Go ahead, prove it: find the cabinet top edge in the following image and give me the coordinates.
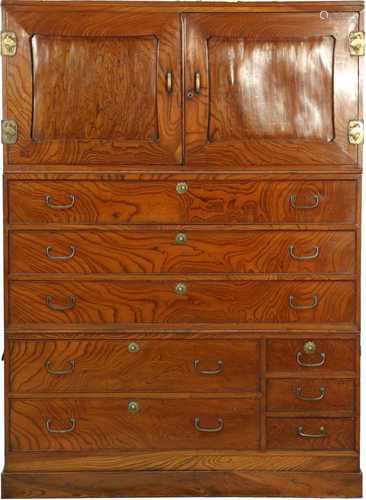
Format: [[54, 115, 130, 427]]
[[1, 1, 364, 11]]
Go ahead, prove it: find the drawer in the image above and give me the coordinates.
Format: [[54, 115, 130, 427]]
[[8, 180, 356, 225], [267, 339, 357, 374], [266, 418, 354, 450], [9, 339, 259, 393], [266, 379, 354, 411], [10, 230, 355, 275], [9, 280, 355, 326], [10, 398, 260, 451]]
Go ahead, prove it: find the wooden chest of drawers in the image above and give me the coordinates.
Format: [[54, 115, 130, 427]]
[[1, 0, 363, 497]]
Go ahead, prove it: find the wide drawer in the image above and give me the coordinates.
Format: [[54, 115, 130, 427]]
[[266, 418, 354, 450], [266, 379, 354, 411], [266, 339, 357, 374], [8, 180, 356, 225], [10, 398, 260, 451], [9, 280, 355, 326], [10, 230, 355, 275], [9, 339, 259, 393]]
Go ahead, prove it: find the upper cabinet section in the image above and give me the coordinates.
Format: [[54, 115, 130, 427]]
[[185, 12, 361, 168], [3, 8, 182, 165]]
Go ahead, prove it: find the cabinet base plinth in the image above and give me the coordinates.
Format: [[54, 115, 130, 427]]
[[1, 470, 362, 498]]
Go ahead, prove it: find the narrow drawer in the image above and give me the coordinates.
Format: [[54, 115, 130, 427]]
[[267, 339, 357, 374], [10, 398, 260, 451], [9, 339, 259, 393], [10, 230, 355, 275], [266, 379, 354, 411], [9, 280, 355, 326], [266, 418, 354, 450], [9, 180, 356, 225]]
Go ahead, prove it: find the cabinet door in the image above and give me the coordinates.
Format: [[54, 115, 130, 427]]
[[4, 8, 182, 165], [185, 12, 360, 168]]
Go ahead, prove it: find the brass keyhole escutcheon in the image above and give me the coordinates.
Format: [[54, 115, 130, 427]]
[[175, 282, 187, 295], [176, 233, 187, 245], [303, 341, 316, 355], [176, 182, 188, 195], [128, 401, 140, 413], [128, 342, 140, 353]]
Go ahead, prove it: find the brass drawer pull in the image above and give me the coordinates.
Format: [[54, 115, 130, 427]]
[[296, 350, 326, 368], [175, 282, 187, 295], [45, 194, 76, 210], [176, 182, 188, 195], [46, 245, 76, 261], [128, 342, 140, 353], [46, 417, 76, 434], [45, 359, 75, 376], [295, 386, 326, 401], [290, 193, 320, 210], [288, 245, 320, 261], [176, 233, 187, 244], [297, 425, 327, 439], [289, 294, 318, 310], [193, 359, 224, 375], [166, 70, 173, 95], [194, 71, 201, 94], [194, 417, 224, 433], [46, 294, 76, 311]]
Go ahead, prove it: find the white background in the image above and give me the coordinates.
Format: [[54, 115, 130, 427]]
[[0, 1, 364, 498]]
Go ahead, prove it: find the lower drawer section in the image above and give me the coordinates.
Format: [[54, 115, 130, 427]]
[[10, 398, 260, 452], [266, 418, 354, 450]]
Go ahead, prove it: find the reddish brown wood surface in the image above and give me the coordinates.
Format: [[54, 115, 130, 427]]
[[9, 339, 259, 393], [9, 280, 355, 326], [8, 180, 357, 224], [10, 398, 260, 451]]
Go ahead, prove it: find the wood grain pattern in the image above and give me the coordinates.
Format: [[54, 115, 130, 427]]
[[266, 379, 354, 411], [266, 339, 356, 374], [9, 280, 355, 326], [9, 339, 259, 393], [8, 180, 357, 224], [9, 230, 355, 275], [266, 417, 354, 450], [10, 398, 260, 451]]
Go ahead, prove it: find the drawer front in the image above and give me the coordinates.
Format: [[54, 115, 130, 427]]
[[266, 418, 354, 450], [9, 339, 259, 393], [9, 180, 356, 225], [10, 230, 355, 275], [10, 398, 260, 451], [9, 281, 355, 326], [266, 379, 354, 411], [266, 339, 357, 374]]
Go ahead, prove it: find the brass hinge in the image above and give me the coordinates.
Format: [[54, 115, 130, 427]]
[[0, 32, 17, 57], [349, 31, 365, 56], [1, 119, 17, 144], [348, 120, 364, 145]]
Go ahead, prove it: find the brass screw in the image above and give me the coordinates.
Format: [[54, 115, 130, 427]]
[[175, 282, 187, 295], [128, 401, 140, 413], [176, 182, 188, 195], [128, 342, 140, 353], [176, 233, 187, 244]]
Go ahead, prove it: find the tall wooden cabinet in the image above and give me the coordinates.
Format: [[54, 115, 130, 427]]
[[1, 1, 363, 498]]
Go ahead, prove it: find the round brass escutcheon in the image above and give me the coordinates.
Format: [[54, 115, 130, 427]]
[[128, 401, 140, 413], [303, 341, 317, 355], [176, 233, 187, 245], [175, 282, 187, 295], [176, 182, 188, 195], [128, 342, 140, 353]]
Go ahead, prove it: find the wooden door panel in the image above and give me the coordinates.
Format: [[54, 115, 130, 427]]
[[185, 12, 360, 167], [10, 398, 260, 451], [9, 280, 355, 327], [9, 339, 259, 393], [4, 8, 182, 165]]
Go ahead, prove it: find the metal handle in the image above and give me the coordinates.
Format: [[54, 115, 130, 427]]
[[46, 294, 76, 311], [194, 71, 201, 94], [296, 351, 326, 368], [297, 425, 327, 439], [194, 359, 224, 375], [288, 245, 320, 261], [45, 194, 75, 210], [46, 417, 76, 434], [45, 359, 75, 376], [290, 193, 320, 210], [289, 294, 318, 310], [194, 417, 224, 433], [295, 386, 326, 401], [166, 70, 173, 95], [46, 246, 76, 261]]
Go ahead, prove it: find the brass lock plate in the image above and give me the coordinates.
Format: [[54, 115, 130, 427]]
[[1, 32, 17, 57], [1, 119, 17, 144], [348, 120, 364, 145], [349, 31, 365, 56]]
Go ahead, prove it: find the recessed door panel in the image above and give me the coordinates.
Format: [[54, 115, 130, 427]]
[[4, 8, 182, 165], [185, 12, 360, 167]]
